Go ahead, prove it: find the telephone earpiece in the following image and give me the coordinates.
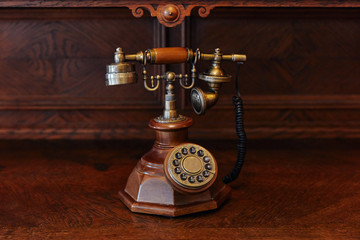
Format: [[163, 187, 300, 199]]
[[106, 48, 137, 86]]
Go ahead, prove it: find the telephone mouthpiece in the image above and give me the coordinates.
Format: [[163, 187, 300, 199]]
[[190, 87, 219, 115]]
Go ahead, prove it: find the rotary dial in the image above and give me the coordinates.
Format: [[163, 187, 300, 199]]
[[164, 143, 217, 193]]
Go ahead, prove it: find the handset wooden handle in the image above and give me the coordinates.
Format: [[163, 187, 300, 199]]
[[148, 47, 190, 64]]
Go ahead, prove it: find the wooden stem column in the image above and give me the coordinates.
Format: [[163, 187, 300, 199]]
[[118, 116, 231, 217]]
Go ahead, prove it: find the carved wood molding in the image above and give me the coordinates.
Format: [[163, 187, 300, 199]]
[[1, 1, 360, 27], [128, 4, 214, 27], [126, 1, 360, 27]]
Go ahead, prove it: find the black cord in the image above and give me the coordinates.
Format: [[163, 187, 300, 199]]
[[222, 62, 247, 184]]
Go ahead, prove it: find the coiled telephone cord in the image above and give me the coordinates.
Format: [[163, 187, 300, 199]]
[[222, 63, 247, 184]]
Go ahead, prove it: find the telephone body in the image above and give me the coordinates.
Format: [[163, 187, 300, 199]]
[[106, 47, 246, 217]]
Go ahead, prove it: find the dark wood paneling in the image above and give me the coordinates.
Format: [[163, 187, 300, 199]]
[[0, 7, 359, 139], [187, 8, 360, 138], [0, 8, 164, 139]]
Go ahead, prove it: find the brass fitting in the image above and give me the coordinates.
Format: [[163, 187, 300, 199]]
[[105, 48, 138, 86], [190, 48, 232, 115], [191, 87, 219, 115]]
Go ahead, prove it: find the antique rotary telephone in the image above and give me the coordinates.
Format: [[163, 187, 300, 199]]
[[106, 47, 246, 217]]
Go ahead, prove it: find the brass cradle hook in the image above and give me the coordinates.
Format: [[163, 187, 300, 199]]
[[142, 49, 160, 91], [179, 48, 199, 90]]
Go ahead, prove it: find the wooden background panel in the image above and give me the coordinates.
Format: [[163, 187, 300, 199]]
[[191, 8, 360, 95], [0, 8, 164, 138], [0, 7, 359, 139], [0, 8, 160, 104], [0, 109, 160, 139], [186, 8, 360, 138]]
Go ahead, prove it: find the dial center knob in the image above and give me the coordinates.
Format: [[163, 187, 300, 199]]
[[183, 156, 202, 174]]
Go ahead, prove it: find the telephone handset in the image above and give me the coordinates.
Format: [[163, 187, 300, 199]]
[[106, 47, 246, 216]]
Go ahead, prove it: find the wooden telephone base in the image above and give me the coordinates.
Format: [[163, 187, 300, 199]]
[[118, 116, 231, 217]]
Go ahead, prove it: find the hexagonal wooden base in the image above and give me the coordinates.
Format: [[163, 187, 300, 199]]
[[117, 116, 232, 217], [119, 178, 231, 217]]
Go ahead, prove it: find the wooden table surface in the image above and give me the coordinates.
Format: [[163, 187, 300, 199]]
[[0, 139, 359, 239]]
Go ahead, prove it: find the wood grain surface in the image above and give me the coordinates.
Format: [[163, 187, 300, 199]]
[[0, 139, 359, 239]]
